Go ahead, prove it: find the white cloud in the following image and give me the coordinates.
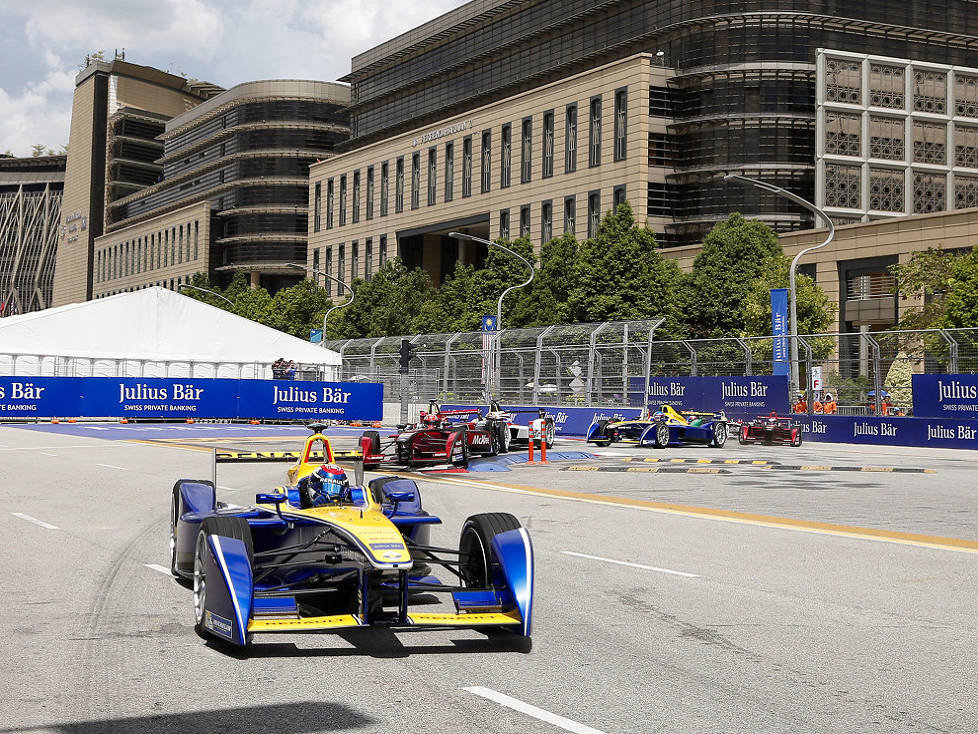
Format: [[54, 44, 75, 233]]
[[0, 61, 74, 156]]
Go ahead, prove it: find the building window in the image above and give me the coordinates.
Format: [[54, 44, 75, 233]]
[[352, 170, 360, 223], [614, 88, 627, 161], [589, 96, 602, 168], [500, 123, 512, 188], [587, 190, 601, 238], [339, 174, 347, 226], [564, 195, 576, 234], [312, 247, 320, 275], [481, 130, 492, 193], [499, 209, 510, 240], [541, 200, 552, 243], [542, 110, 554, 178], [326, 178, 334, 229], [427, 147, 437, 206], [521, 117, 532, 184], [194, 220, 199, 260], [520, 204, 530, 238], [565, 104, 577, 173], [338, 244, 346, 283], [324, 246, 333, 296], [365, 238, 372, 280], [379, 235, 387, 267], [352, 241, 359, 279], [445, 142, 454, 202], [313, 181, 321, 232], [380, 162, 389, 216], [411, 152, 420, 209], [462, 136, 473, 197], [366, 166, 374, 220], [613, 184, 626, 210], [395, 157, 404, 213]]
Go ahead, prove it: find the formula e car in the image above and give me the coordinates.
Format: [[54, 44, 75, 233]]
[[479, 401, 555, 450], [738, 413, 802, 446], [170, 429, 533, 648], [360, 402, 509, 468], [586, 404, 728, 449]]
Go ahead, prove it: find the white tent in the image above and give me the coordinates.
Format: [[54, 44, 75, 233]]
[[0, 287, 341, 379]]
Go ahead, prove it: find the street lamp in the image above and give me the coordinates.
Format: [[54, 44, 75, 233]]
[[177, 283, 234, 307], [286, 262, 354, 345], [722, 174, 835, 395], [449, 231, 535, 399]]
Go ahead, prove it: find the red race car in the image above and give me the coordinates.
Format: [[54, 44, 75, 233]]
[[359, 402, 509, 468], [738, 412, 803, 447]]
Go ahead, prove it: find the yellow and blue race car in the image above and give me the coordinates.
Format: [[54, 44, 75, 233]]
[[169, 425, 533, 647], [586, 404, 729, 449]]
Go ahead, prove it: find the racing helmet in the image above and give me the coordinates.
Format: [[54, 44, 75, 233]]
[[307, 463, 349, 505]]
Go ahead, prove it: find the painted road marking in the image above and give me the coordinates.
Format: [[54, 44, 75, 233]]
[[619, 456, 775, 465], [11, 513, 59, 530], [562, 551, 699, 578], [569, 466, 729, 474], [97, 463, 129, 470], [414, 473, 978, 555], [144, 564, 171, 575], [463, 686, 607, 734], [568, 464, 934, 474], [40, 451, 57, 457]]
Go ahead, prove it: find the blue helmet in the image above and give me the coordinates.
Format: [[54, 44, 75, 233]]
[[306, 464, 349, 506]]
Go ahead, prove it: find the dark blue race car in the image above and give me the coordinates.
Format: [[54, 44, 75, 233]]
[[586, 405, 729, 449]]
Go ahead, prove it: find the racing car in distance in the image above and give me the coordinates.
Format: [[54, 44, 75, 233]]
[[586, 404, 729, 449], [738, 412, 803, 446], [170, 428, 533, 648], [360, 402, 509, 469], [479, 401, 555, 451]]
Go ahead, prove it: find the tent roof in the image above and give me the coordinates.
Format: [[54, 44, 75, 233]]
[[0, 287, 341, 365]]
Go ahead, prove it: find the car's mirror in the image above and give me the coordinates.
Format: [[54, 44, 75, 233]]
[[256, 492, 285, 505]]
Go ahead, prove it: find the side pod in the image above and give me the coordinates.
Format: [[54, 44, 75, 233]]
[[200, 534, 253, 647], [638, 424, 657, 447], [490, 528, 534, 637]]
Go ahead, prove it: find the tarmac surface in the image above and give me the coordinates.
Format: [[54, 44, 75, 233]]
[[0, 422, 975, 733]]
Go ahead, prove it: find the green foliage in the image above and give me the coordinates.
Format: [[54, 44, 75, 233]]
[[890, 247, 961, 329], [566, 202, 683, 334], [884, 354, 915, 407], [327, 259, 436, 339], [935, 249, 978, 329], [687, 213, 782, 337], [510, 233, 579, 327]]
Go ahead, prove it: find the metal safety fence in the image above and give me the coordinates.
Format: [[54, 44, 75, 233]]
[[327, 324, 978, 415]]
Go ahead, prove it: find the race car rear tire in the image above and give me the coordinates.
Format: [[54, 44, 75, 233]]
[[452, 430, 469, 466], [592, 419, 611, 447], [791, 429, 803, 447], [486, 422, 500, 457], [544, 418, 555, 449], [459, 512, 522, 589], [653, 422, 670, 449], [194, 517, 253, 641], [738, 426, 748, 445], [495, 421, 510, 454], [711, 422, 728, 448]]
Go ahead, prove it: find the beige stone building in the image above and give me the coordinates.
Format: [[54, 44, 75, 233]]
[[307, 54, 672, 287]]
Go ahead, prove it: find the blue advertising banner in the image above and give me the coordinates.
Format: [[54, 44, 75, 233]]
[[443, 403, 642, 437], [770, 288, 790, 377], [237, 380, 383, 421], [0, 377, 82, 418], [628, 376, 789, 419], [911, 374, 978, 418], [0, 377, 383, 421]]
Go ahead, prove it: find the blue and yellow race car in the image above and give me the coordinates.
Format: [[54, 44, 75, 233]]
[[169, 426, 533, 647], [586, 404, 729, 449]]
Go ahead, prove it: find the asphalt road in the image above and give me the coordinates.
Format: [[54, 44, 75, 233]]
[[0, 424, 975, 733]]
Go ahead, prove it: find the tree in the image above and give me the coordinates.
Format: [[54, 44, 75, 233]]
[[686, 213, 782, 337], [937, 249, 978, 330], [566, 202, 683, 332], [267, 278, 334, 339], [509, 232, 579, 327], [889, 247, 961, 330]]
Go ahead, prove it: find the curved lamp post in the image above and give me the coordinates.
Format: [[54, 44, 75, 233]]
[[449, 231, 535, 398], [177, 283, 234, 307], [286, 262, 354, 345], [722, 174, 835, 395]]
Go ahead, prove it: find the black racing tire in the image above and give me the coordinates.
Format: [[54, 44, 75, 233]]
[[711, 422, 728, 448], [592, 419, 611, 447], [791, 429, 803, 447], [738, 426, 748, 445], [496, 421, 511, 454], [453, 430, 469, 466], [544, 418, 555, 449], [459, 512, 522, 588], [653, 422, 670, 449], [194, 517, 253, 641], [362, 430, 381, 456], [487, 423, 500, 457], [395, 438, 411, 465]]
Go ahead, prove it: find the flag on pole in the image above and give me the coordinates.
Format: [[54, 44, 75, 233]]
[[481, 315, 497, 386]]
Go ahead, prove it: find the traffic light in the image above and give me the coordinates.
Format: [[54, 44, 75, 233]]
[[399, 339, 417, 374]]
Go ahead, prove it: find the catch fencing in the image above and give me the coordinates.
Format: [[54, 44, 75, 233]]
[[327, 323, 978, 416]]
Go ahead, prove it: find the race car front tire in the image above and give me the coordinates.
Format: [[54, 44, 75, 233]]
[[194, 517, 253, 642], [495, 421, 510, 454], [459, 512, 522, 589], [711, 422, 728, 448], [591, 419, 611, 447], [738, 426, 749, 445], [653, 422, 670, 449], [544, 418, 555, 449]]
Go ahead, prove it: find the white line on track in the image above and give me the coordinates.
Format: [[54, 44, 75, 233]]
[[562, 550, 699, 578], [97, 463, 128, 470], [0, 445, 101, 451], [463, 687, 608, 734], [40, 451, 57, 457], [11, 512, 59, 530], [144, 563, 171, 575]]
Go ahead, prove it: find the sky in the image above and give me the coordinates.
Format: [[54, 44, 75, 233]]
[[0, 0, 467, 156]]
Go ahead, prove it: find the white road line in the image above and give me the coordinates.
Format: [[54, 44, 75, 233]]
[[11, 513, 59, 530], [40, 451, 57, 457], [463, 687, 608, 734], [144, 563, 171, 575], [97, 463, 129, 470], [0, 445, 101, 452], [562, 550, 699, 578]]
